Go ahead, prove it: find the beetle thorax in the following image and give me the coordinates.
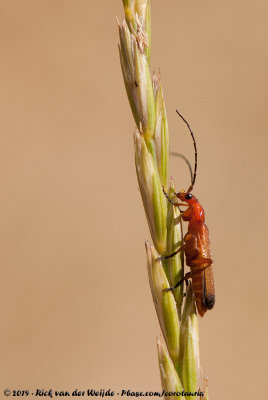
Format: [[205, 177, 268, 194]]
[[191, 201, 205, 222]]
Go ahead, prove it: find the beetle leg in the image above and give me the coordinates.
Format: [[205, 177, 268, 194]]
[[181, 206, 193, 221], [163, 271, 192, 292], [184, 233, 199, 263], [191, 257, 212, 268], [162, 186, 187, 207], [156, 245, 185, 262], [163, 263, 212, 294]]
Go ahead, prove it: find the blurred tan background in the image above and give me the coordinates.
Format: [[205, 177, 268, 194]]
[[0, 1, 267, 399]]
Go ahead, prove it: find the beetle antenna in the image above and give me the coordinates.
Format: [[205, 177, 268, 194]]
[[170, 151, 193, 183], [175, 109, 197, 193]]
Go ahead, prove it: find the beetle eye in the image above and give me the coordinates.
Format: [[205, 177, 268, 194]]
[[185, 193, 192, 200]]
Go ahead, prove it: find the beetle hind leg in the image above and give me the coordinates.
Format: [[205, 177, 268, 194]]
[[163, 271, 192, 292]]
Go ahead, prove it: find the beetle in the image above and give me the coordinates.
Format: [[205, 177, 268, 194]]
[[161, 110, 215, 317]]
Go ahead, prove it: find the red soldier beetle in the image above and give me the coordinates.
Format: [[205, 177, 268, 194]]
[[160, 110, 215, 317]]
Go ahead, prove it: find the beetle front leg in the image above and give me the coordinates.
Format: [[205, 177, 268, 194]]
[[162, 186, 187, 207]]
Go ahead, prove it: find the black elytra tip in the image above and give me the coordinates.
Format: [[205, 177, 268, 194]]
[[204, 294, 215, 310]]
